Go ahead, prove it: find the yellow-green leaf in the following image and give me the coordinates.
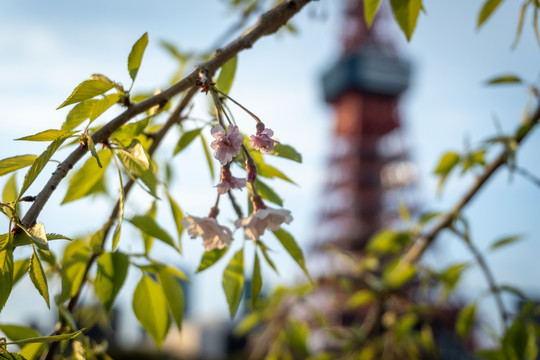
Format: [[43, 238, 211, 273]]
[[364, 0, 383, 27], [29, 245, 50, 308], [272, 229, 311, 281], [166, 191, 184, 253], [128, 33, 149, 82], [251, 252, 262, 308], [390, 0, 423, 41], [59, 240, 90, 302], [222, 249, 245, 318], [199, 133, 215, 180], [15, 129, 73, 142], [174, 128, 203, 155], [89, 93, 121, 122], [489, 234, 524, 252], [268, 144, 302, 163], [456, 303, 476, 338], [132, 275, 169, 348], [95, 252, 129, 311], [128, 215, 177, 251], [62, 100, 97, 131], [0, 233, 14, 312], [477, 0, 504, 29], [57, 80, 115, 109], [196, 248, 228, 273], [216, 56, 237, 95], [62, 150, 112, 204], [157, 266, 185, 330], [485, 74, 523, 85], [0, 155, 37, 177]]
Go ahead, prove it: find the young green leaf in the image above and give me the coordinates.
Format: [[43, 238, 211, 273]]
[[216, 56, 237, 95], [3, 174, 18, 214], [86, 134, 101, 168], [0, 155, 37, 177], [196, 248, 228, 273], [268, 144, 302, 163], [29, 245, 50, 309], [95, 252, 129, 311], [383, 260, 416, 289], [257, 241, 279, 274], [57, 80, 115, 109], [132, 274, 169, 348], [3, 329, 84, 345], [128, 33, 149, 82], [174, 128, 203, 155], [485, 74, 523, 85], [456, 303, 476, 338], [166, 191, 184, 253], [111, 152, 124, 250], [59, 240, 90, 302], [89, 93, 121, 122], [157, 266, 185, 330], [62, 150, 112, 204], [251, 252, 262, 308], [128, 215, 177, 251], [364, 0, 383, 27], [434, 151, 460, 194], [256, 162, 296, 184], [13, 259, 29, 285], [272, 229, 311, 281], [222, 248, 245, 318], [346, 289, 375, 309], [390, 0, 423, 41], [61, 100, 97, 131], [0, 233, 14, 312], [199, 133, 215, 180], [477, 0, 504, 29], [15, 129, 73, 142], [489, 234, 524, 252], [18, 132, 72, 199], [254, 179, 283, 206]]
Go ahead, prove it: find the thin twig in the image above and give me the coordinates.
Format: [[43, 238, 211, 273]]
[[401, 102, 540, 265]]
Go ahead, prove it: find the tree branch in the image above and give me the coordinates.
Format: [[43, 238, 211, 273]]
[[401, 101, 540, 265], [21, 0, 313, 229]]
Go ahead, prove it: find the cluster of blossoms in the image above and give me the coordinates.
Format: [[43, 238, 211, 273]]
[[182, 81, 292, 251]]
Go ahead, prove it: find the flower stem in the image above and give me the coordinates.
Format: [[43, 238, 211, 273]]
[[213, 87, 261, 124]]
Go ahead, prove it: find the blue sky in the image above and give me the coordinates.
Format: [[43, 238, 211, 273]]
[[1, 0, 539, 345]]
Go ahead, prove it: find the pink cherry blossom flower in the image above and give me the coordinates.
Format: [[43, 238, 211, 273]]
[[210, 125, 244, 165], [216, 164, 247, 194], [235, 207, 293, 241], [249, 128, 279, 153], [181, 214, 233, 251]]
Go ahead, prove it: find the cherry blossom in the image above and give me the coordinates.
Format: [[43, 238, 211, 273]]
[[216, 164, 246, 194], [249, 127, 279, 153], [235, 207, 293, 241], [210, 124, 244, 165], [181, 214, 233, 251]]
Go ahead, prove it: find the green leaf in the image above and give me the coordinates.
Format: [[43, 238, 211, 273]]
[[254, 179, 283, 206], [62, 100, 97, 131], [0, 353, 27, 360], [489, 234, 524, 252], [18, 132, 72, 199], [119, 139, 149, 169], [364, 0, 383, 27], [199, 133, 215, 180], [2, 174, 17, 211], [367, 230, 411, 254], [89, 93, 121, 122], [116, 141, 157, 196], [196, 248, 228, 273], [111, 153, 124, 250], [485, 74, 523, 85], [62, 150, 112, 204], [0, 324, 40, 342], [0, 233, 14, 312], [500, 284, 526, 299], [86, 134, 102, 168], [434, 151, 460, 194], [346, 289, 375, 309], [128, 33, 149, 82], [477, 0, 504, 29], [456, 303, 476, 338], [132, 275, 169, 348], [111, 117, 149, 144], [268, 144, 302, 163], [257, 162, 296, 184], [59, 240, 90, 302], [383, 260, 416, 289], [438, 262, 469, 301], [0, 155, 37, 177], [251, 252, 262, 308], [257, 241, 279, 274], [166, 191, 184, 253], [222, 249, 245, 318], [57, 80, 115, 109], [29, 245, 50, 308], [390, 0, 423, 41], [95, 252, 129, 311], [216, 56, 237, 94], [128, 215, 177, 251], [157, 266, 185, 330], [15, 129, 73, 142], [13, 259, 29, 285], [174, 128, 203, 155], [3, 329, 84, 345], [13, 228, 71, 249], [272, 229, 311, 281]]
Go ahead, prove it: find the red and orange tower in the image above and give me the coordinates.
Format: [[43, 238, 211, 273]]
[[317, 0, 415, 252]]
